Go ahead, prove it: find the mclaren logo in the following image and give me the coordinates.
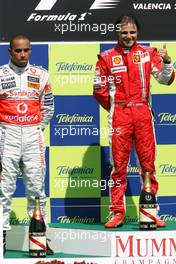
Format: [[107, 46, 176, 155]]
[[35, 0, 120, 10]]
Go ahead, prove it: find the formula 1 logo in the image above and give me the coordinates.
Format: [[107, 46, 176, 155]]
[[89, 0, 120, 9], [35, 0, 120, 10]]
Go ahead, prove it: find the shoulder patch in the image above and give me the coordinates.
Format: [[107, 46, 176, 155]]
[[138, 44, 156, 54], [101, 47, 116, 56], [28, 65, 49, 77], [0, 65, 11, 75], [32, 64, 48, 72], [137, 44, 149, 51]]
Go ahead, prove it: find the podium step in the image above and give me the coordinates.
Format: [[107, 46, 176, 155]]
[[6, 222, 176, 257]]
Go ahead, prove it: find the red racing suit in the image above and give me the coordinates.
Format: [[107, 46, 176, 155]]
[[93, 43, 175, 214]]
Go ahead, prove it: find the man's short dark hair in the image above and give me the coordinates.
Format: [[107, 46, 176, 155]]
[[9, 34, 30, 49], [115, 14, 140, 32]]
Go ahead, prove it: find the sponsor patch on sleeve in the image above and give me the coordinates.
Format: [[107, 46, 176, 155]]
[[95, 66, 100, 75], [44, 84, 52, 93]]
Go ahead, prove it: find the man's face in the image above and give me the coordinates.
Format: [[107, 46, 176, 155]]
[[9, 38, 32, 67], [118, 22, 138, 48]]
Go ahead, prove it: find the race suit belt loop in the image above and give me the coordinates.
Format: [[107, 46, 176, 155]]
[[115, 102, 147, 107]]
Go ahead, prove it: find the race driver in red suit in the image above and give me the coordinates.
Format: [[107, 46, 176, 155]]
[[93, 15, 175, 228]]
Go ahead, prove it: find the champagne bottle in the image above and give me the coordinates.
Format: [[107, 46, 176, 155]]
[[29, 197, 46, 257], [3, 231, 6, 256], [139, 170, 157, 230]]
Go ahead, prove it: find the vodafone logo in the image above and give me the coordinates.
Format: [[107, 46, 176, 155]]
[[29, 67, 37, 74], [17, 103, 28, 114], [35, 0, 120, 10]]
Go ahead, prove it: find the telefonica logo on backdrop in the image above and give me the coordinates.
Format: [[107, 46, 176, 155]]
[[157, 112, 176, 125]]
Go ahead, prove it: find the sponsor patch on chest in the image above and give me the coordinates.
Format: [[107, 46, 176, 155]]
[[27, 76, 40, 83], [133, 51, 150, 64], [2, 81, 16, 89], [27, 75, 40, 89], [112, 55, 123, 66], [111, 66, 127, 73], [28, 82, 40, 89]]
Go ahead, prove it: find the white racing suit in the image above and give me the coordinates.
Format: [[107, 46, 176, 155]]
[[0, 61, 54, 230]]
